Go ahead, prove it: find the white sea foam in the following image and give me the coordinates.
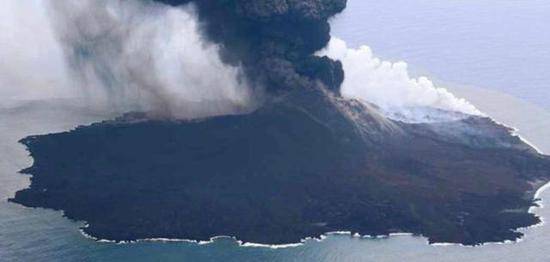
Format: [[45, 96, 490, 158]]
[[5, 0, 550, 255], [73, 132, 550, 249]]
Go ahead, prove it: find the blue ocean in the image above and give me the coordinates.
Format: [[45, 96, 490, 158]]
[[1, 0, 550, 261]]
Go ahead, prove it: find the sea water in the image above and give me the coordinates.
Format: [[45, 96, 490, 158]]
[[2, 0, 550, 261]]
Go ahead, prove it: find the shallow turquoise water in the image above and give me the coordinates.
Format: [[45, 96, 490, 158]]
[[2, 0, 550, 261]]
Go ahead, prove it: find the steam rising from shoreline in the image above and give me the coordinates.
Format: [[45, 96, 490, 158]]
[[319, 38, 482, 122], [1, 0, 253, 119]]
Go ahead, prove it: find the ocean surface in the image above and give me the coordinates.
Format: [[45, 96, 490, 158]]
[[331, 0, 550, 110], [2, 0, 550, 261]]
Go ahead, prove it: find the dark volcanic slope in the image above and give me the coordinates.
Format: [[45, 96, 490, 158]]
[[12, 90, 550, 245]]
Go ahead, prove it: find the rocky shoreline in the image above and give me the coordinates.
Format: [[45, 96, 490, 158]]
[[11, 89, 550, 246]]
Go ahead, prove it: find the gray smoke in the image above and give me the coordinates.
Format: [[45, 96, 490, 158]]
[[1, 0, 254, 119]]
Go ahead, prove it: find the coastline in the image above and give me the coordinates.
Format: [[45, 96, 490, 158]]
[[64, 98, 550, 249], [9, 98, 549, 250], [5, 89, 550, 251], [74, 171, 550, 250], [3, 1, 550, 260]]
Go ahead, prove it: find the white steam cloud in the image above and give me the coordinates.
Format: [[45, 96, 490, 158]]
[[0, 0, 253, 119], [319, 38, 482, 123], [0, 0, 70, 102]]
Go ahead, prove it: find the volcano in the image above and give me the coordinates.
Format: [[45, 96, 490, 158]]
[[12, 88, 550, 245]]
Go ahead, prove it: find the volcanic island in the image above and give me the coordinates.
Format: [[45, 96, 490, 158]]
[[11, 0, 550, 246]]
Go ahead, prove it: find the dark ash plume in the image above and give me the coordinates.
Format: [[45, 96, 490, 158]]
[[154, 0, 347, 93]]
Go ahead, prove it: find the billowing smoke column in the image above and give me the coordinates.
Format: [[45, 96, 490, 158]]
[[154, 0, 347, 93], [1, 0, 253, 119], [153, 0, 482, 123], [49, 0, 255, 119], [2, 0, 481, 123], [319, 38, 482, 122]]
